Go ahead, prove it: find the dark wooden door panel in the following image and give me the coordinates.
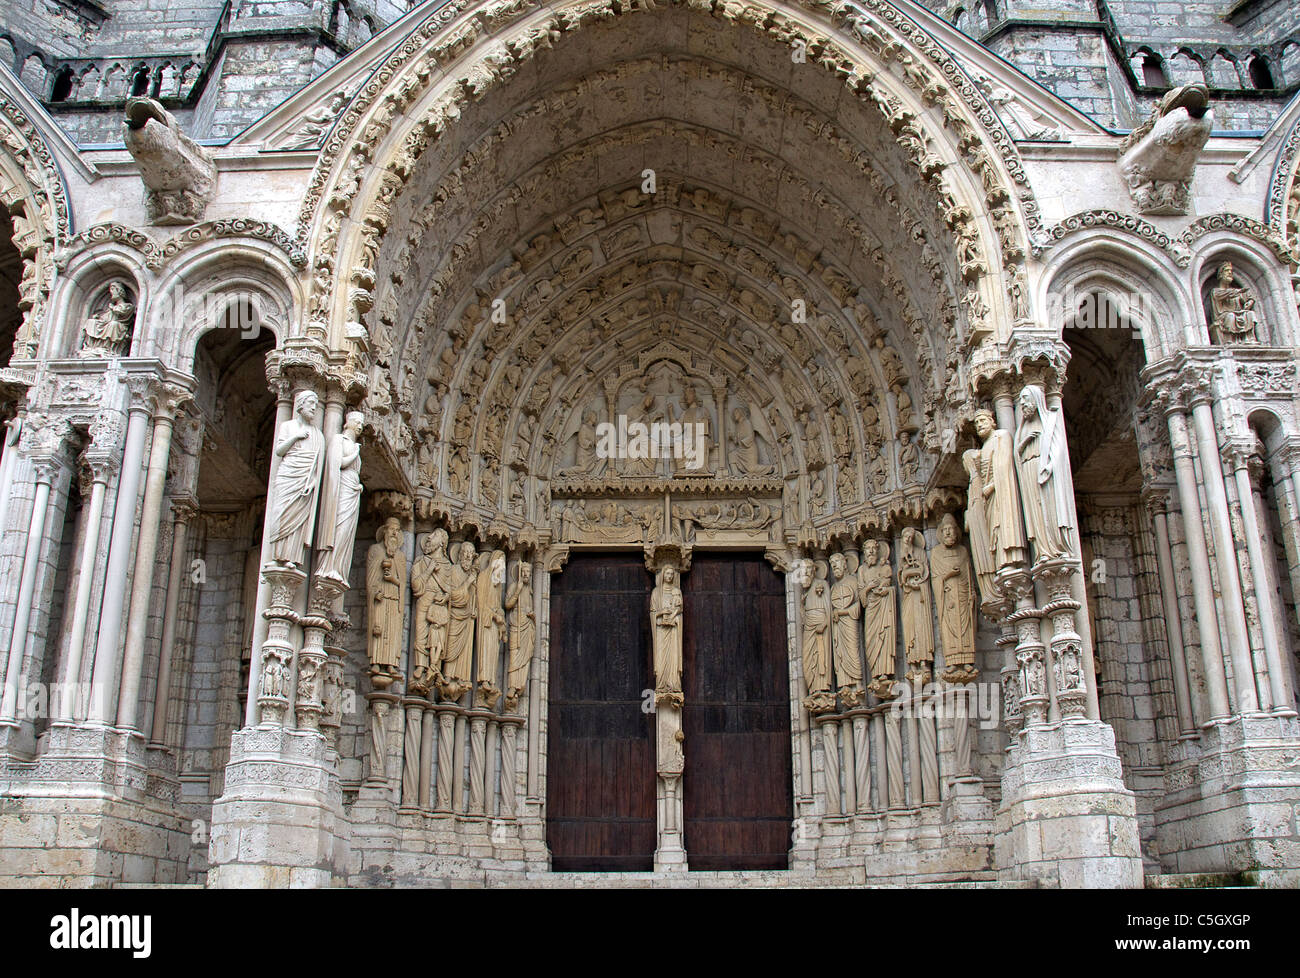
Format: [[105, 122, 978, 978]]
[[683, 554, 793, 871], [547, 554, 655, 872]]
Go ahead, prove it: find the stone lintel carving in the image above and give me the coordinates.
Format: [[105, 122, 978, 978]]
[[122, 98, 217, 226], [1117, 85, 1213, 217]]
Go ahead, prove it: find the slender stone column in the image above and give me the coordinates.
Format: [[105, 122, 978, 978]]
[[905, 690, 922, 807], [435, 705, 456, 812], [401, 698, 424, 810], [851, 712, 871, 813], [1144, 492, 1196, 736], [147, 498, 197, 744], [885, 711, 905, 809], [500, 717, 522, 818], [1004, 568, 1048, 726], [1163, 404, 1232, 720], [88, 390, 152, 724], [418, 705, 436, 810], [839, 716, 856, 813], [365, 692, 397, 788], [1226, 443, 1291, 714], [295, 576, 342, 731], [320, 619, 348, 752], [56, 454, 115, 722], [0, 409, 27, 544], [468, 711, 489, 815], [257, 567, 306, 726], [243, 380, 293, 727], [0, 459, 58, 722], [819, 719, 841, 814], [1188, 393, 1257, 713], [117, 384, 187, 730]]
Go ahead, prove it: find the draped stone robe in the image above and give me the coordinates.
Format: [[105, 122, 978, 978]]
[[269, 420, 325, 566]]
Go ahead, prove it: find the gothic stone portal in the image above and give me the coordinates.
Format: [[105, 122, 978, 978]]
[[546, 552, 793, 871]]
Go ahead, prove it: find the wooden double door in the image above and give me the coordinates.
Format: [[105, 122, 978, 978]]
[[547, 553, 792, 872]]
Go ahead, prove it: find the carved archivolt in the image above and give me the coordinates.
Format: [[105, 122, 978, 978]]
[[0, 93, 71, 360], [297, 0, 1035, 367], [56, 219, 305, 272]]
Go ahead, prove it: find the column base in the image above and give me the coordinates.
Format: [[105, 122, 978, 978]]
[[0, 724, 189, 886], [996, 719, 1143, 888], [207, 725, 349, 888], [1156, 714, 1300, 887], [940, 778, 995, 848]]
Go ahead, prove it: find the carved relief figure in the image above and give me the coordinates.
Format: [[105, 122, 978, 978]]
[[1014, 386, 1075, 561], [475, 550, 507, 708], [971, 408, 1026, 571], [728, 404, 773, 476], [565, 408, 605, 476], [801, 560, 834, 714], [674, 386, 712, 475], [829, 553, 864, 708], [897, 431, 920, 483], [410, 529, 451, 694], [899, 527, 934, 683], [80, 282, 136, 357], [1209, 262, 1261, 345], [859, 539, 898, 699], [439, 541, 478, 701], [268, 390, 325, 568], [504, 561, 535, 712], [316, 411, 364, 583], [931, 514, 978, 682], [365, 518, 406, 685], [651, 566, 684, 707]]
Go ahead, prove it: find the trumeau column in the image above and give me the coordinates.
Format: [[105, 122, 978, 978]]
[[88, 378, 153, 725], [646, 541, 689, 873], [117, 382, 191, 732]]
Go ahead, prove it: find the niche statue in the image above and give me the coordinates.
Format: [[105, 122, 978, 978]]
[[365, 517, 406, 686]]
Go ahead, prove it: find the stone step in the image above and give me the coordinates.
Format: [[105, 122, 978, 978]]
[[499, 871, 1036, 889], [1144, 873, 1253, 889]]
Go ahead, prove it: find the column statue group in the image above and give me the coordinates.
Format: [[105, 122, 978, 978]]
[[797, 383, 1074, 712]]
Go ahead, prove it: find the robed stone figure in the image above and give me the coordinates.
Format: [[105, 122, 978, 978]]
[[800, 560, 833, 713], [316, 410, 364, 583], [829, 552, 863, 707], [899, 527, 934, 683], [410, 529, 451, 694], [269, 390, 325, 567], [931, 514, 977, 682], [652, 566, 684, 707], [439, 541, 478, 701], [475, 550, 507, 708], [859, 539, 897, 699], [1014, 386, 1075, 562], [970, 408, 1026, 572], [365, 517, 406, 684], [504, 561, 536, 712]]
